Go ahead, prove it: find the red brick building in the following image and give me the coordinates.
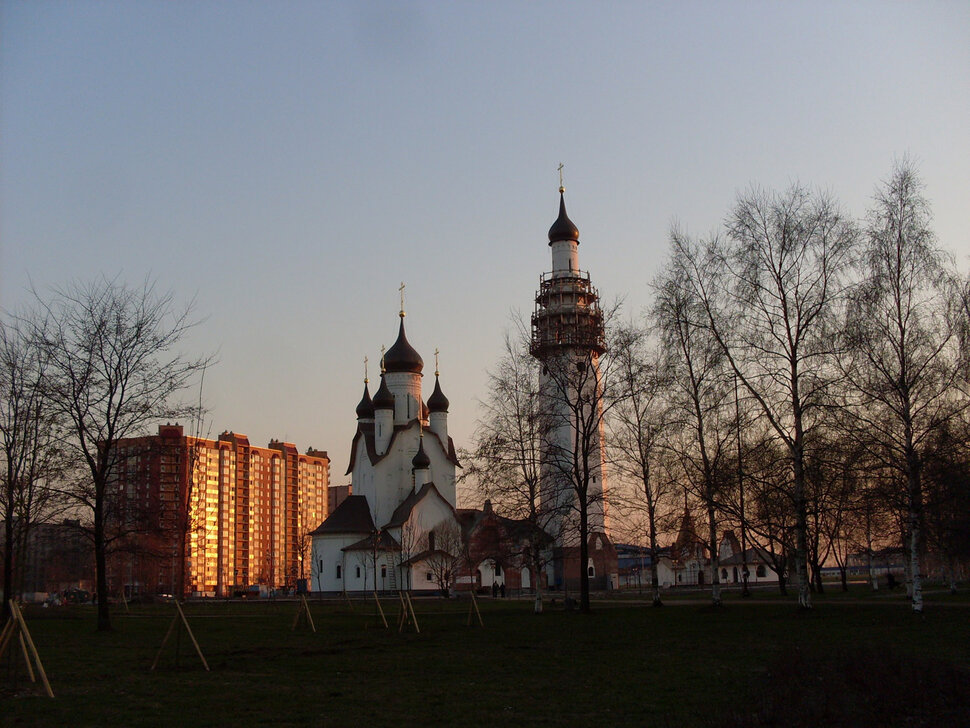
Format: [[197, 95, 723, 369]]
[[109, 424, 329, 598]]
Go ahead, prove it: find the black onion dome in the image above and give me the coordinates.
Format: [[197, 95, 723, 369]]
[[356, 383, 374, 419], [373, 375, 394, 410], [548, 191, 579, 244], [412, 438, 431, 469], [384, 318, 424, 374], [427, 376, 449, 413]]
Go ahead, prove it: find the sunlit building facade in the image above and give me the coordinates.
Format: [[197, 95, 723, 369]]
[[110, 424, 329, 598]]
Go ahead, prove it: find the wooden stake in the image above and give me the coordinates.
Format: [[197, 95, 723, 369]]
[[467, 591, 484, 627], [0, 601, 54, 697], [292, 594, 316, 632], [151, 601, 209, 672], [373, 592, 388, 629], [405, 592, 420, 633]]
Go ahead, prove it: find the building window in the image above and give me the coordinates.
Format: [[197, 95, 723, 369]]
[[428, 530, 436, 551], [426, 572, 433, 582], [336, 564, 341, 579], [494, 563, 501, 576], [721, 568, 728, 580], [756, 565, 766, 578], [587, 559, 595, 578], [319, 560, 323, 575], [381, 565, 387, 579]]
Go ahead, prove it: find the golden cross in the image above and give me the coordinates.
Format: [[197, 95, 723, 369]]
[[364, 355, 369, 383], [380, 345, 386, 373], [434, 348, 440, 377], [558, 162, 564, 192], [399, 281, 406, 317]]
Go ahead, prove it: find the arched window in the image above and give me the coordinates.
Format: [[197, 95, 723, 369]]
[[721, 568, 728, 580], [381, 565, 387, 579], [355, 566, 361, 578], [428, 530, 436, 551], [336, 564, 342, 579], [756, 565, 766, 578]]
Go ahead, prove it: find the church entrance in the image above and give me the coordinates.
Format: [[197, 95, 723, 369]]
[[697, 570, 705, 585]]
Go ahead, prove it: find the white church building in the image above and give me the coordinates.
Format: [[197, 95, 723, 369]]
[[309, 308, 464, 594]]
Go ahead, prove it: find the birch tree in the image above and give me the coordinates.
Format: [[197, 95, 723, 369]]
[[673, 185, 856, 608], [27, 277, 209, 631], [463, 326, 563, 613], [654, 241, 734, 606], [608, 323, 673, 606], [842, 160, 967, 613]]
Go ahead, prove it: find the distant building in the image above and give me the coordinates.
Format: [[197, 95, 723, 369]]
[[110, 424, 329, 598], [650, 511, 781, 588], [1, 518, 93, 600], [328, 484, 352, 515]]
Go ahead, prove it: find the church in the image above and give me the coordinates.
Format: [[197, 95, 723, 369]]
[[310, 184, 619, 595], [309, 301, 463, 593]]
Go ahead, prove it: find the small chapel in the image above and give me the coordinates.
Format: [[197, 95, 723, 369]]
[[309, 301, 465, 593]]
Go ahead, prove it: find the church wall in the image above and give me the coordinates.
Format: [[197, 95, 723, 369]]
[[311, 534, 359, 592]]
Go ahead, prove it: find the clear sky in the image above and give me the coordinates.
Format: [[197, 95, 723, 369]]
[[2, 1, 968, 487]]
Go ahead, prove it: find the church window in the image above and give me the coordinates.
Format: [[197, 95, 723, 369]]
[[336, 565, 342, 579], [494, 563, 501, 576], [721, 568, 727, 580], [426, 572, 433, 582], [318, 560, 323, 575], [588, 563, 595, 578], [757, 565, 766, 578], [428, 530, 436, 551], [381, 565, 387, 579], [356, 566, 361, 578]]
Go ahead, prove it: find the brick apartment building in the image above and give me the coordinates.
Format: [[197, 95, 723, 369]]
[[110, 424, 329, 598]]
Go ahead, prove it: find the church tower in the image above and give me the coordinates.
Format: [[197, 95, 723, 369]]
[[530, 181, 609, 548]]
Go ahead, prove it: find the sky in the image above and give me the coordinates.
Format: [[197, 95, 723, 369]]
[[2, 1, 969, 490]]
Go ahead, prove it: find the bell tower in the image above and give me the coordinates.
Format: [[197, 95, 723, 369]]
[[530, 178, 609, 547]]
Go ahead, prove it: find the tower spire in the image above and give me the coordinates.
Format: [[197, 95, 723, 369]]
[[558, 162, 565, 193], [399, 281, 406, 318], [364, 355, 369, 384]]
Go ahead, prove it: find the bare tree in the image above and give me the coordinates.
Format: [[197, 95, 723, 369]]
[[608, 322, 672, 606], [654, 241, 737, 606], [27, 277, 209, 630], [536, 303, 628, 613], [672, 186, 857, 608], [841, 160, 967, 613], [421, 521, 462, 595], [1, 315, 65, 618], [462, 325, 563, 613]]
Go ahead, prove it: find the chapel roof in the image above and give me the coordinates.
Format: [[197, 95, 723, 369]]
[[427, 375, 449, 413], [548, 190, 580, 244], [384, 317, 423, 374], [310, 495, 374, 535], [355, 382, 374, 419]]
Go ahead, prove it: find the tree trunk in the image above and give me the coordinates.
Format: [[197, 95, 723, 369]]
[[579, 500, 590, 613], [94, 491, 111, 631], [708, 503, 721, 607], [648, 505, 662, 607]]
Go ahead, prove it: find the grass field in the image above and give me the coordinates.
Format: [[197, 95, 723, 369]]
[[2, 588, 969, 727]]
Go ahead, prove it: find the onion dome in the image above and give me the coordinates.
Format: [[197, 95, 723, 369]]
[[548, 190, 579, 244], [427, 376, 449, 413], [412, 437, 431, 469], [356, 383, 374, 419], [373, 375, 394, 410], [384, 318, 424, 374]]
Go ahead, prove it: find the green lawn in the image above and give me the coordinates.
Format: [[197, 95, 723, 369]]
[[3, 592, 969, 727]]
